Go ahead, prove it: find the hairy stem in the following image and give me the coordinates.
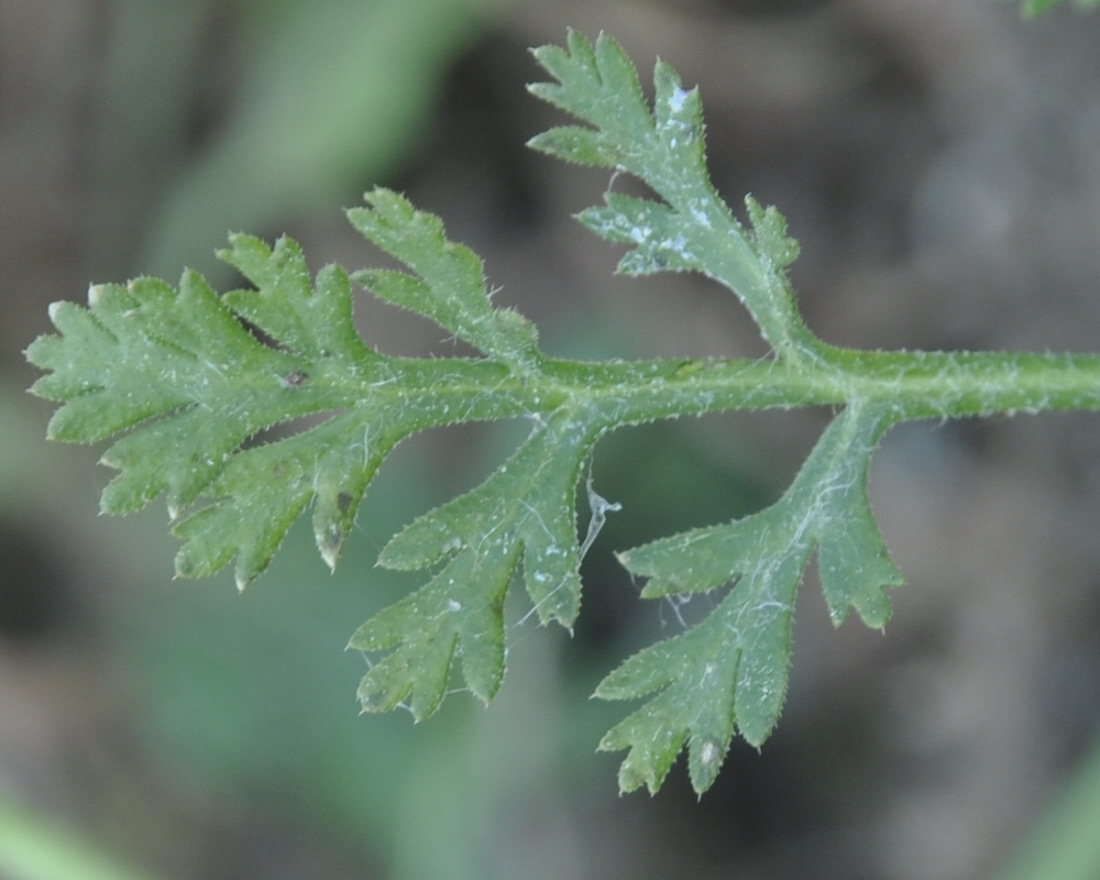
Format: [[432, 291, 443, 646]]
[[415, 348, 1100, 428]]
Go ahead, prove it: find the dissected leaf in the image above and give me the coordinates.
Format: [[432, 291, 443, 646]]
[[27, 30, 1097, 799], [745, 195, 800, 271], [579, 194, 697, 276], [349, 541, 518, 720], [348, 187, 538, 369], [26, 192, 539, 588], [527, 30, 813, 358], [349, 408, 605, 719], [171, 409, 402, 586], [600, 403, 904, 794], [220, 233, 373, 363]]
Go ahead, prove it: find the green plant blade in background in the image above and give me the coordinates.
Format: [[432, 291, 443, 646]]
[[0, 791, 163, 880], [96, 0, 508, 280], [992, 735, 1100, 880], [1012, 0, 1100, 16]]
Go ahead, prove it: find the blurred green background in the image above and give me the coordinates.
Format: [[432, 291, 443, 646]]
[[3, 1, 1100, 878]]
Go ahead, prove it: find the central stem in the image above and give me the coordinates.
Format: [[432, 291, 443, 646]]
[[537, 348, 1100, 425]]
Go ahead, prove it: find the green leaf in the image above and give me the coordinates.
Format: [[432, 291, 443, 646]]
[[599, 403, 904, 794], [348, 187, 538, 370], [745, 195, 800, 271], [25, 198, 537, 588], [27, 29, 1100, 799], [578, 194, 697, 276], [1014, 0, 1099, 16], [527, 31, 816, 359], [527, 31, 655, 167], [171, 409, 401, 586], [219, 233, 374, 363], [349, 408, 606, 719], [348, 541, 518, 720]]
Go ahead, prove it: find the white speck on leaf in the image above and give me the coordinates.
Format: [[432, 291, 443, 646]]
[[668, 86, 689, 114]]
